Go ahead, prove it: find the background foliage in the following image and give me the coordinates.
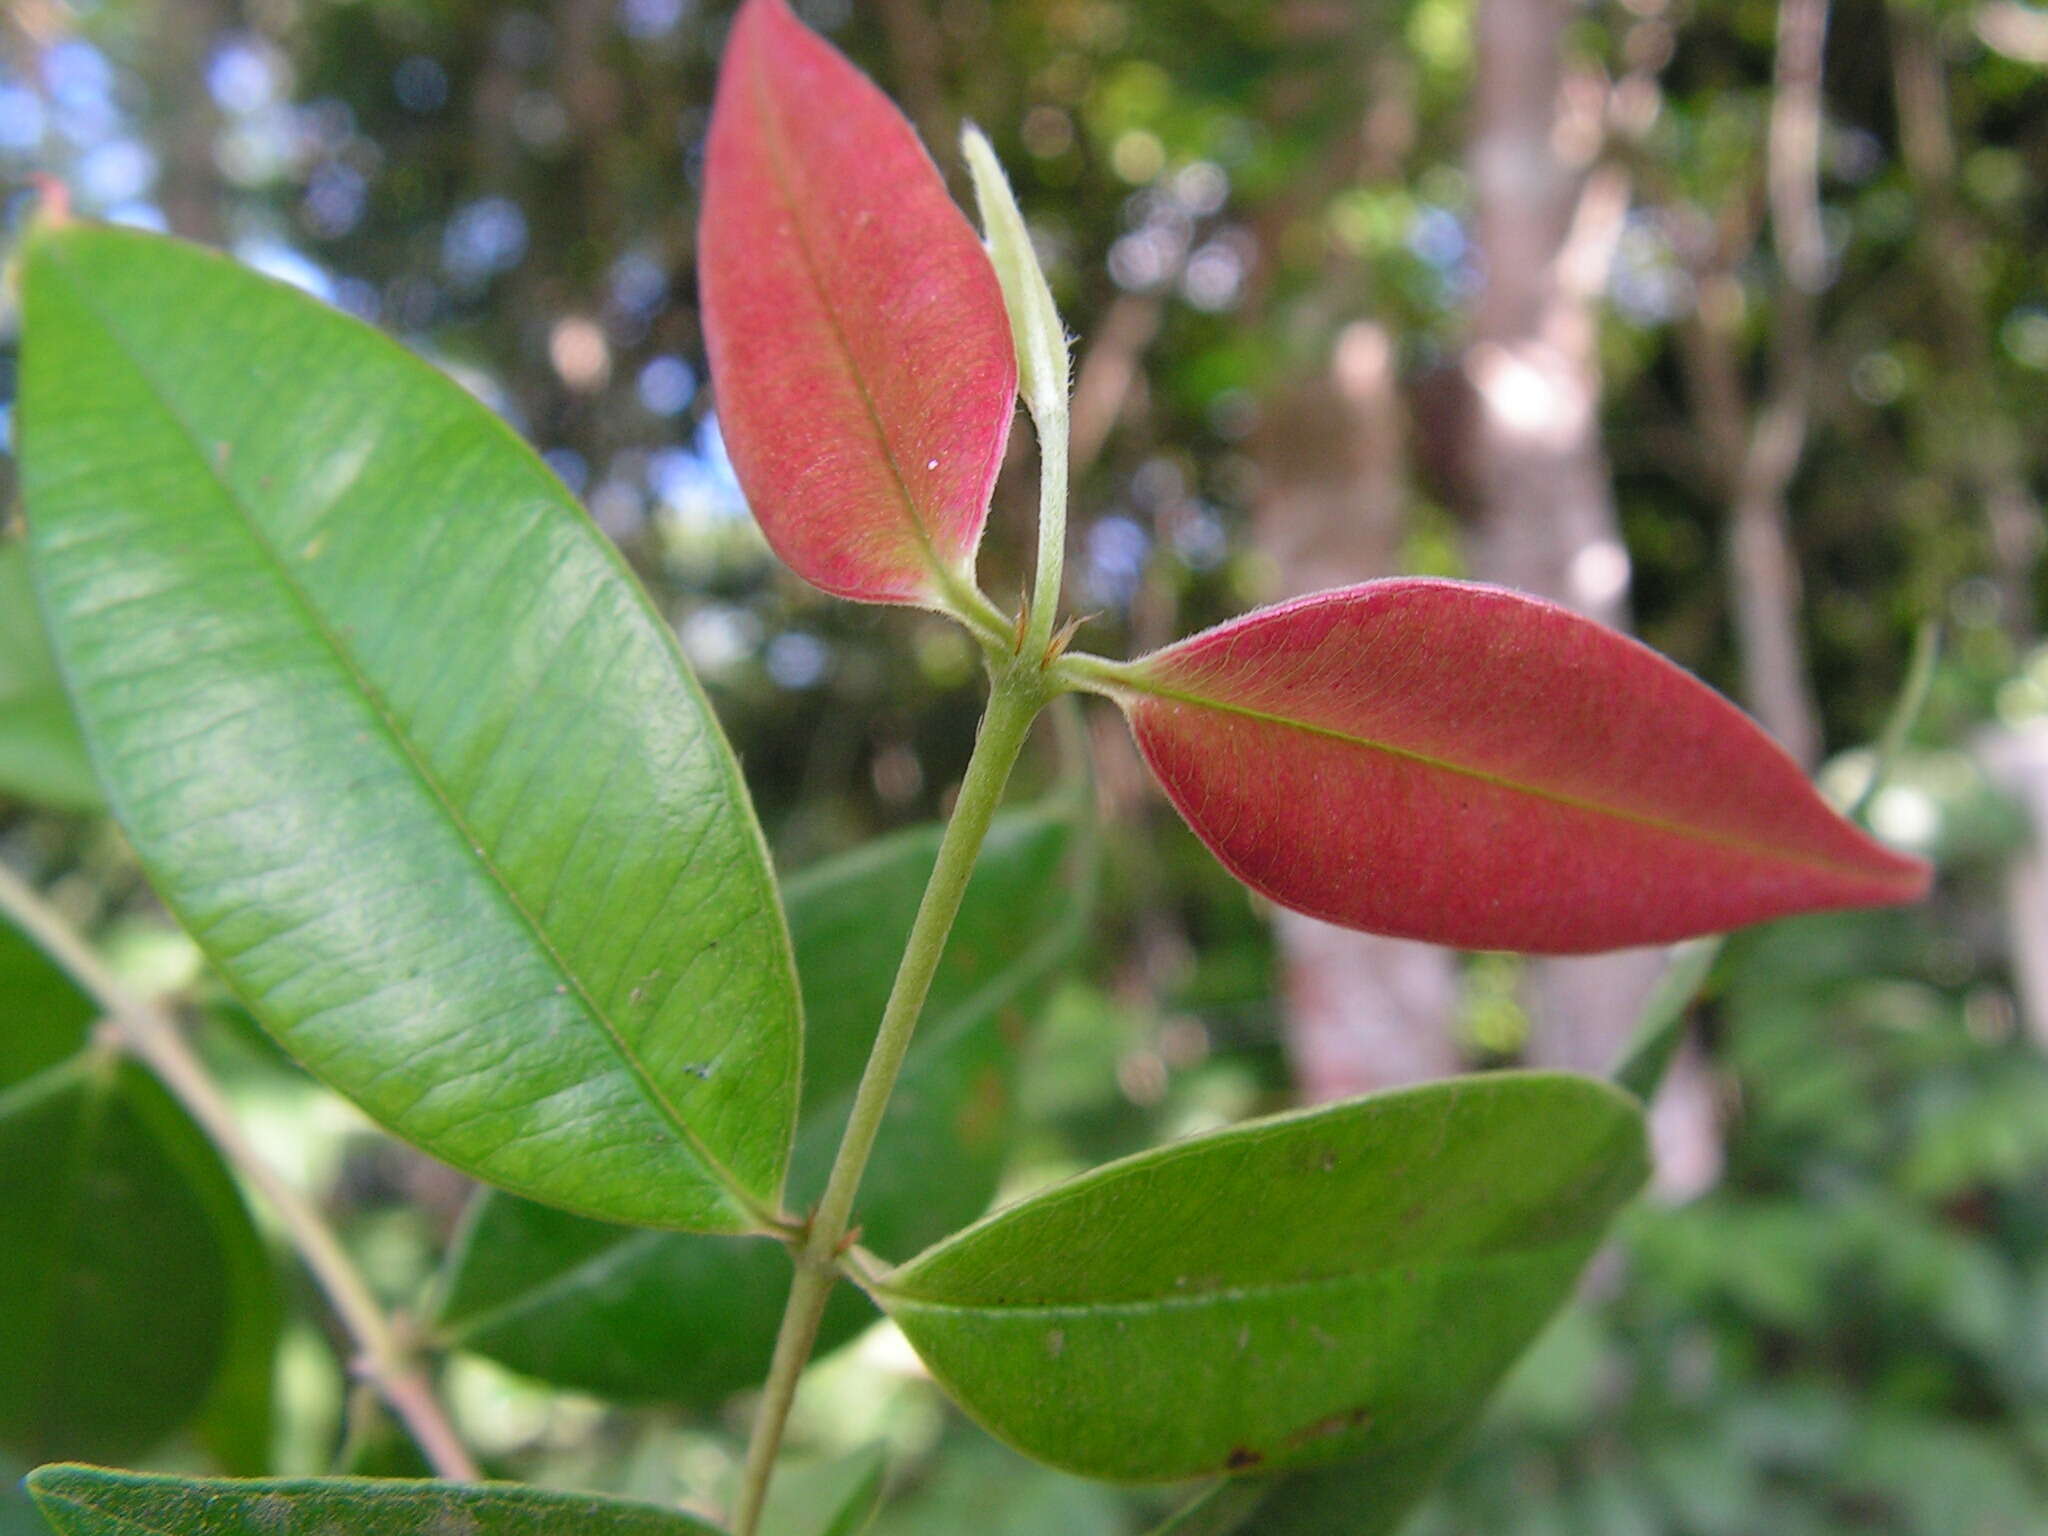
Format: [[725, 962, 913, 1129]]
[[2, 0, 2046, 1530]]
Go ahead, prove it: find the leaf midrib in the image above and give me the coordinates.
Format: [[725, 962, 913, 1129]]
[[881, 1231, 1603, 1319], [743, 22, 957, 591], [1122, 671, 1907, 888], [38, 243, 760, 1225]]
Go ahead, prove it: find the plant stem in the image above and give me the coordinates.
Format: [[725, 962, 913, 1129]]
[[0, 858, 480, 1482], [731, 663, 1052, 1536]]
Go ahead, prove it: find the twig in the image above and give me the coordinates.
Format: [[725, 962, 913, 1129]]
[[730, 666, 1050, 1535], [0, 859, 481, 1481]]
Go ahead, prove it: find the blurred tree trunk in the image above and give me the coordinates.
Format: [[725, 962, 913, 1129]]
[[1893, 9, 2044, 641], [1462, 0, 1717, 1193], [152, 0, 228, 243], [1257, 324, 1466, 1096]]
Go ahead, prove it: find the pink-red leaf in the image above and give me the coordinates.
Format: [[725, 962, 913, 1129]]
[[700, 0, 1016, 606], [1109, 580, 1930, 954]]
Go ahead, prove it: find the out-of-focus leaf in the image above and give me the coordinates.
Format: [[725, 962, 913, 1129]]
[[193, 1177, 282, 1475], [1145, 1480, 1269, 1535], [25, 1467, 728, 1536], [0, 541, 100, 812], [867, 1440, 1123, 1536], [1149, 1446, 1455, 1536], [1611, 938, 1722, 1102], [0, 1056, 265, 1463], [759, 1444, 888, 1536], [435, 800, 1089, 1403], [1093, 580, 1929, 953], [701, 0, 1016, 607], [1840, 1416, 2044, 1533], [0, 915, 97, 1089], [1, 912, 274, 1466], [19, 222, 799, 1233], [878, 1072, 1647, 1483]]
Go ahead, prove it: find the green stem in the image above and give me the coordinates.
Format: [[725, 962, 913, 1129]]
[[937, 569, 1022, 659], [732, 663, 1052, 1536], [0, 859, 480, 1482]]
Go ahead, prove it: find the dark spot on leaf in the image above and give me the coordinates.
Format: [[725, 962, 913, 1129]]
[[1284, 1404, 1373, 1448], [1226, 1447, 1264, 1470]]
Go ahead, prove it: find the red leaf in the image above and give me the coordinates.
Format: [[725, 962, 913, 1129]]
[[700, 0, 1017, 606], [1109, 580, 1930, 954]]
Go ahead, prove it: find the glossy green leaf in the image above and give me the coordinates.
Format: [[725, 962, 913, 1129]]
[[25, 1467, 727, 1536], [877, 1072, 1647, 1483], [758, 1445, 888, 1536], [0, 1054, 269, 1463], [435, 800, 1089, 1403], [0, 541, 100, 812], [18, 222, 799, 1232], [1611, 937, 1722, 1103]]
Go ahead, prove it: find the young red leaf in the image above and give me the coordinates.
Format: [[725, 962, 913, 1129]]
[[1100, 580, 1930, 954], [701, 0, 1017, 607]]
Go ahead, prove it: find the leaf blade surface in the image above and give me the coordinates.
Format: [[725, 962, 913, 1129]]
[[1110, 580, 1928, 953], [877, 1071, 1647, 1483], [18, 223, 799, 1231], [0, 542, 99, 812], [434, 800, 1087, 1402], [25, 1467, 726, 1536], [701, 0, 1016, 605]]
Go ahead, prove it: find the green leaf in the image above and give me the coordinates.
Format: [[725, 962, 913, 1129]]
[[435, 799, 1090, 1403], [0, 916, 96, 1090], [1, 911, 274, 1466], [193, 1166, 283, 1476], [876, 1072, 1647, 1483], [0, 1056, 270, 1464], [18, 222, 799, 1233], [865, 1440, 1123, 1536], [758, 1445, 888, 1536], [25, 1467, 728, 1536], [0, 540, 100, 812], [1610, 937, 1722, 1103], [1146, 1443, 1458, 1536], [1145, 1480, 1271, 1536]]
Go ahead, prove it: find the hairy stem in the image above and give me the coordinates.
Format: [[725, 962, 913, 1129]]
[[732, 664, 1051, 1535], [0, 859, 480, 1481]]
